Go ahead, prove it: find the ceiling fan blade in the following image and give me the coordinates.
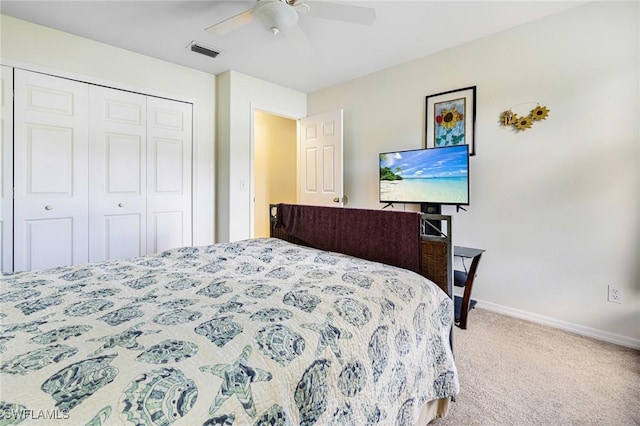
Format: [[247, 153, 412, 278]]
[[284, 24, 314, 57], [205, 9, 253, 35], [303, 1, 376, 25]]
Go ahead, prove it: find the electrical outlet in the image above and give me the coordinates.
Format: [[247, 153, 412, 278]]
[[608, 285, 623, 304]]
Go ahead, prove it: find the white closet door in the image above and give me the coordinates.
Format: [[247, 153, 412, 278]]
[[146, 97, 192, 253], [1, 66, 13, 273], [89, 86, 147, 262], [13, 70, 89, 272]]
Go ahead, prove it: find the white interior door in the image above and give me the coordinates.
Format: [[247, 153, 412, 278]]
[[89, 85, 147, 262], [13, 70, 89, 271], [1, 66, 13, 273], [146, 96, 192, 253], [299, 109, 344, 206]]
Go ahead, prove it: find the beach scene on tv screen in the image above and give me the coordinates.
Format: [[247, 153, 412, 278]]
[[380, 146, 468, 204]]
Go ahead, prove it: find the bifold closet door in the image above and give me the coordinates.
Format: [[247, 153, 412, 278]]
[[13, 70, 89, 271], [146, 97, 192, 253], [89, 86, 147, 262], [1, 66, 13, 273]]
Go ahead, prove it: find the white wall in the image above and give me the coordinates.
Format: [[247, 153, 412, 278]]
[[308, 2, 640, 346], [0, 15, 216, 245], [216, 70, 306, 243]]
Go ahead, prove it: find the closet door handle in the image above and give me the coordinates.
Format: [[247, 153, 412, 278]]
[[118, 203, 124, 208], [44, 205, 53, 211]]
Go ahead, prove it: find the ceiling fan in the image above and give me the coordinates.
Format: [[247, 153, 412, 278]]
[[204, 0, 376, 56]]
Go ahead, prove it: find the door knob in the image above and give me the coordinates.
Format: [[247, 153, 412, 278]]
[[44, 205, 53, 210], [118, 203, 124, 207]]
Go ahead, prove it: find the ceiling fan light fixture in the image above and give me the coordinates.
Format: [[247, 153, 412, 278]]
[[253, 0, 298, 34]]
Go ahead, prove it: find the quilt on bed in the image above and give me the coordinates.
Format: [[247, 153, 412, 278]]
[[0, 238, 458, 425]]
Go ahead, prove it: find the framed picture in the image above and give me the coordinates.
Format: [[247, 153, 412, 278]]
[[425, 86, 476, 155]]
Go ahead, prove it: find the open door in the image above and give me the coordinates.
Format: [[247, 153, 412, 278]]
[[252, 110, 297, 238], [299, 109, 344, 206]]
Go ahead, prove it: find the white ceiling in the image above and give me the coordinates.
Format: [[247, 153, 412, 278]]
[[1, 1, 585, 93]]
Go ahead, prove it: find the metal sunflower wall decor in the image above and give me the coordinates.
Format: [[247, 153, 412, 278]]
[[500, 102, 550, 132]]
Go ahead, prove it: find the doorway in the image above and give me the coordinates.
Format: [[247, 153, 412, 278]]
[[252, 110, 298, 237]]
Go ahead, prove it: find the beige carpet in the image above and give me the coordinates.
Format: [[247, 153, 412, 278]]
[[432, 308, 640, 425]]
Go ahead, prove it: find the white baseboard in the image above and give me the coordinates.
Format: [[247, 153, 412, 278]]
[[473, 299, 640, 350]]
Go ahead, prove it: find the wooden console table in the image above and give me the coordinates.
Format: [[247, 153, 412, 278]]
[[454, 246, 485, 329]]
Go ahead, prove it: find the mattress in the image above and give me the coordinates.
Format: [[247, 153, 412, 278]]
[[0, 238, 458, 425]]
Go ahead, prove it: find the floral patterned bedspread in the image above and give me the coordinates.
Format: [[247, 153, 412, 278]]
[[0, 238, 458, 425]]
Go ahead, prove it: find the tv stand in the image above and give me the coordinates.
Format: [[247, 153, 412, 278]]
[[382, 202, 394, 209]]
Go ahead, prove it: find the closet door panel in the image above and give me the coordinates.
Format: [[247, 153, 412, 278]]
[[103, 214, 143, 260], [150, 211, 184, 253], [29, 126, 75, 192], [89, 86, 147, 262], [146, 97, 192, 253], [24, 218, 74, 270], [1, 66, 13, 272], [14, 70, 89, 271]]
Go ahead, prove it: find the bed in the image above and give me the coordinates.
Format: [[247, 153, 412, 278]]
[[0, 204, 458, 425]]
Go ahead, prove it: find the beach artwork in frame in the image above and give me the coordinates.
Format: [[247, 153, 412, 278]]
[[425, 86, 476, 155]]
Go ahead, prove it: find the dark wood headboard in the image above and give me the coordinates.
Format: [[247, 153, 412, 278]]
[[269, 203, 453, 298]]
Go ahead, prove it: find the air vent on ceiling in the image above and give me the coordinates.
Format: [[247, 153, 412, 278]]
[[188, 41, 221, 59]]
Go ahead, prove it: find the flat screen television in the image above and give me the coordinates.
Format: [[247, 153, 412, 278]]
[[379, 145, 469, 205]]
